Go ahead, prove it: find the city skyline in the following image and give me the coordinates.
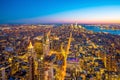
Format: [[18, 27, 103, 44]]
[[0, 0, 120, 79], [0, 0, 120, 24]]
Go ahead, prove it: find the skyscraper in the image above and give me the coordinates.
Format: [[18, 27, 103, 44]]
[[43, 31, 54, 80], [75, 22, 78, 28], [43, 31, 50, 56], [28, 41, 35, 80], [28, 56, 35, 80]]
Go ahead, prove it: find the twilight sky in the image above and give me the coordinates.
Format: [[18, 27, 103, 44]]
[[0, 0, 120, 24]]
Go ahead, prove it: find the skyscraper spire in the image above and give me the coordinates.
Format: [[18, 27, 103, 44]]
[[28, 41, 33, 49]]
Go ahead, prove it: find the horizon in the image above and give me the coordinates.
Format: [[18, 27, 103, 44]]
[[0, 21, 120, 25]]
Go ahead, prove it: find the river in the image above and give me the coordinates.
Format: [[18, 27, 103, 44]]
[[83, 26, 120, 35]]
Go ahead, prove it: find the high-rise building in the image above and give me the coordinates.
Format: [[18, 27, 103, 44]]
[[75, 22, 78, 28], [43, 31, 50, 56], [28, 41, 36, 80], [48, 63, 54, 80], [42, 31, 54, 80], [38, 60, 44, 80], [28, 56, 35, 80], [0, 68, 6, 80]]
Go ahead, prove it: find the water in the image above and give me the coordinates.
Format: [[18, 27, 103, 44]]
[[83, 26, 120, 35]]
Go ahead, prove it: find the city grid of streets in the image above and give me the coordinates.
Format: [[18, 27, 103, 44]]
[[0, 24, 120, 80]]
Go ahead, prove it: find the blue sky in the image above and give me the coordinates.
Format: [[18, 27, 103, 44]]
[[0, 0, 120, 24]]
